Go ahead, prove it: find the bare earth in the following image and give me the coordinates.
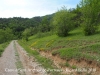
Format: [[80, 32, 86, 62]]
[[0, 41, 47, 75]]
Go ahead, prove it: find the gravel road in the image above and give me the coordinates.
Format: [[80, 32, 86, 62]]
[[0, 40, 47, 75], [0, 41, 18, 75]]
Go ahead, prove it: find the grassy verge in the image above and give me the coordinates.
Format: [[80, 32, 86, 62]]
[[0, 42, 10, 57], [18, 40, 62, 75], [52, 43, 100, 62]]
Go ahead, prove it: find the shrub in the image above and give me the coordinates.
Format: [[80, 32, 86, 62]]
[[84, 24, 97, 35], [53, 7, 76, 37]]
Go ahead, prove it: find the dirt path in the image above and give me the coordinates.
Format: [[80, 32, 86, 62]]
[[15, 41, 47, 75], [0, 41, 47, 75], [0, 41, 18, 75]]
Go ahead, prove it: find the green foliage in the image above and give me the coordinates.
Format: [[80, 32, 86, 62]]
[[22, 28, 32, 41], [53, 7, 76, 37], [0, 42, 9, 57], [71, 65, 77, 69], [80, 0, 100, 35], [0, 28, 14, 43], [84, 25, 97, 35], [38, 16, 51, 33]]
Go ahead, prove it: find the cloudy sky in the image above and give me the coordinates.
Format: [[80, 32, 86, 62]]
[[0, 0, 81, 18]]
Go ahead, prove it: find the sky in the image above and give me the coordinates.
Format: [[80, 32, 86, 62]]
[[0, 0, 81, 18]]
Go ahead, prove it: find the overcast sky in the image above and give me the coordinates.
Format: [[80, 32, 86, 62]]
[[0, 0, 81, 18]]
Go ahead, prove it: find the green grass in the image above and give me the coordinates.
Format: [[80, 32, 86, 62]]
[[71, 65, 77, 69]]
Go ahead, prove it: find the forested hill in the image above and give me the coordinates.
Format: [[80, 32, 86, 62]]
[[0, 14, 53, 43]]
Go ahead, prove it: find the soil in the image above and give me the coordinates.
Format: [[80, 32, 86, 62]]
[[0, 41, 47, 75]]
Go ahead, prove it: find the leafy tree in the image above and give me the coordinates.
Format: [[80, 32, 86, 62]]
[[80, 0, 100, 35], [53, 7, 76, 37], [39, 16, 51, 32], [0, 28, 14, 43], [22, 28, 31, 41]]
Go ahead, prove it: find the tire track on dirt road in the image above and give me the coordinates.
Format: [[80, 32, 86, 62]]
[[15, 41, 47, 75]]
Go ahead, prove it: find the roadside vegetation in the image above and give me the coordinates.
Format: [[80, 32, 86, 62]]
[[0, 42, 9, 57], [18, 41, 62, 75]]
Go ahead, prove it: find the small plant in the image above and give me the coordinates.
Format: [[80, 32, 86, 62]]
[[30, 41, 38, 47], [46, 40, 54, 47], [39, 48, 45, 51], [65, 62, 70, 67], [52, 51, 59, 56], [71, 65, 77, 69]]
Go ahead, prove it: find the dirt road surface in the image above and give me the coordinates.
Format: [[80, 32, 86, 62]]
[[0, 41, 47, 75]]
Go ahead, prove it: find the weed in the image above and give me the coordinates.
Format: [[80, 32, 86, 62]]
[[65, 62, 70, 67], [39, 48, 45, 51], [52, 50, 59, 56], [71, 65, 77, 69]]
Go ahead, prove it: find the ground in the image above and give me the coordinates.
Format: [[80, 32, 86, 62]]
[[0, 41, 47, 75]]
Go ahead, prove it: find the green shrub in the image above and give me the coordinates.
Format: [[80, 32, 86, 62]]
[[0, 48, 3, 52], [0, 48, 3, 57], [53, 7, 76, 37], [84, 24, 97, 35]]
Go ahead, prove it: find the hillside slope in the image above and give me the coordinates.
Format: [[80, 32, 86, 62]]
[[19, 27, 100, 75]]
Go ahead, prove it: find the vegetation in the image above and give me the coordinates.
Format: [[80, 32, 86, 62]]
[[19, 26, 100, 61], [0, 42, 9, 57], [18, 40, 62, 75], [53, 7, 76, 36], [80, 0, 100, 35], [1, 0, 100, 74]]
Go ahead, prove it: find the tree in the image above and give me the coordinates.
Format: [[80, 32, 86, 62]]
[[39, 16, 51, 32], [53, 7, 76, 37], [80, 0, 100, 35], [0, 28, 14, 43], [22, 28, 31, 41]]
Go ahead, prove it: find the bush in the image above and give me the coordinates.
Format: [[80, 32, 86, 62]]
[[84, 24, 97, 36], [0, 48, 3, 57], [53, 7, 76, 37]]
